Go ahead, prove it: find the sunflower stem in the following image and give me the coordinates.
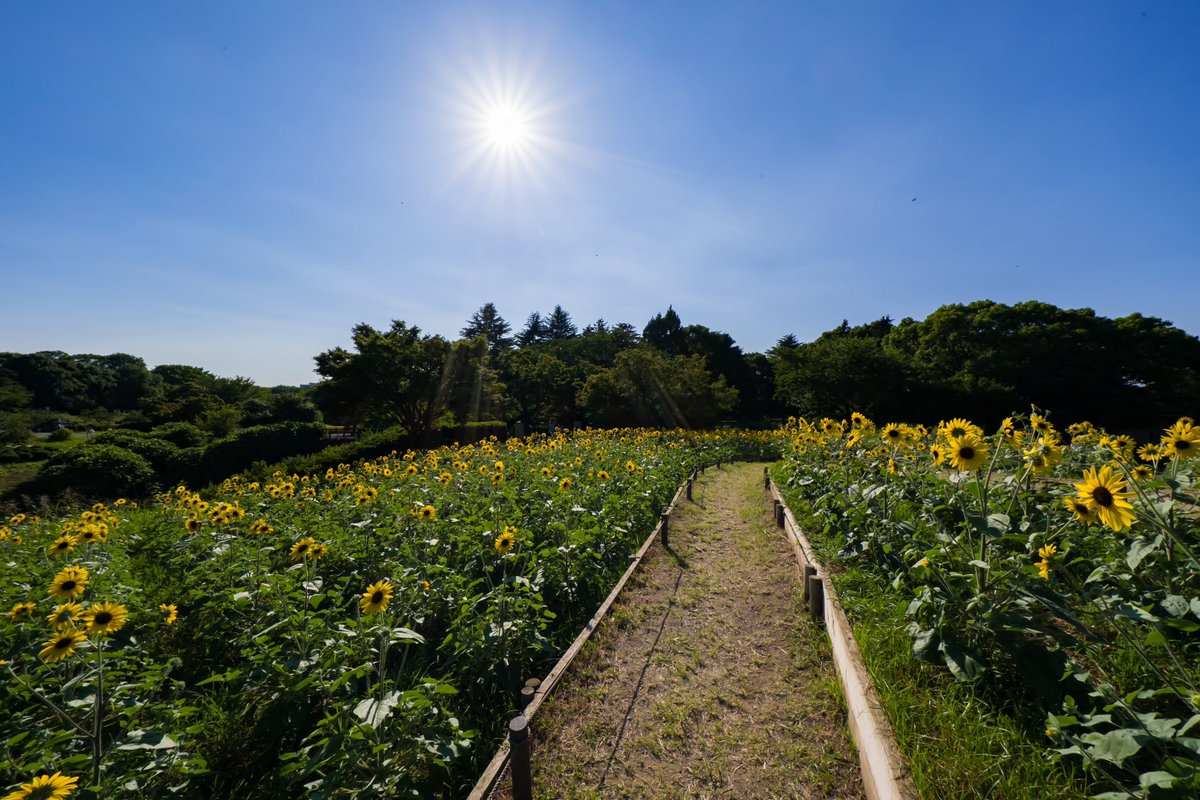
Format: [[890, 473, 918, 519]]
[[92, 638, 105, 787]]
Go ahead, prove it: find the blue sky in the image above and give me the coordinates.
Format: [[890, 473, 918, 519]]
[[2, 1, 1198, 385]]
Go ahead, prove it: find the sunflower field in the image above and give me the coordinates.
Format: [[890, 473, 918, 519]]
[[1, 428, 780, 799], [773, 413, 1200, 799]]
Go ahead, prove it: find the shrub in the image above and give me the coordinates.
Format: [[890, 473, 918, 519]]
[[34, 444, 157, 498], [197, 422, 325, 484], [90, 430, 184, 474], [148, 421, 210, 448], [276, 425, 409, 477], [46, 427, 74, 442]]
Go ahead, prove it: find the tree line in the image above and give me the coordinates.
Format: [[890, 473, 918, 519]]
[[3, 299, 1197, 451]]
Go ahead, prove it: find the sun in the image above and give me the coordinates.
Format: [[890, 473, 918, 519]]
[[483, 104, 531, 151]]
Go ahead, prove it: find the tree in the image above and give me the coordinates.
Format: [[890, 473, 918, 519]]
[[643, 307, 684, 354], [543, 305, 578, 340], [578, 347, 738, 428], [516, 312, 545, 347], [439, 335, 506, 425], [772, 335, 910, 420], [460, 302, 514, 360], [499, 349, 571, 426], [312, 321, 450, 440], [772, 334, 800, 352]]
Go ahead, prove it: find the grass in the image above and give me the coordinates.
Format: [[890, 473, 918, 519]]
[[776, 476, 1090, 800], [835, 566, 1088, 799], [0, 461, 43, 497]]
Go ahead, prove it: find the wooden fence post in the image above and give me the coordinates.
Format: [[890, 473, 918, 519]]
[[520, 678, 540, 710], [763, 466, 770, 489], [660, 512, 670, 548], [774, 499, 784, 528], [803, 564, 816, 601], [686, 478, 693, 501], [509, 715, 533, 800], [807, 574, 824, 621]]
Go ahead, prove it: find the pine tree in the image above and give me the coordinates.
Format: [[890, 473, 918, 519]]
[[543, 305, 578, 340], [460, 302, 514, 358], [517, 312, 546, 347]]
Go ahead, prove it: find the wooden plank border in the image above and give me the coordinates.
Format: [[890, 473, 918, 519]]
[[466, 468, 700, 800], [768, 478, 918, 800]]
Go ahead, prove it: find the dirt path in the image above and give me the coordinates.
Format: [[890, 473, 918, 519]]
[[505, 463, 864, 800]]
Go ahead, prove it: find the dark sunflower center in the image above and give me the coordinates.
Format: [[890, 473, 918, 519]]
[[61, 580, 76, 591], [55, 542, 69, 550], [1092, 486, 1114, 507], [1178, 439, 1192, 452], [371, 591, 384, 603], [888, 430, 900, 438], [94, 611, 113, 625], [959, 447, 975, 460], [54, 638, 73, 650], [297, 544, 308, 553], [951, 427, 965, 437]]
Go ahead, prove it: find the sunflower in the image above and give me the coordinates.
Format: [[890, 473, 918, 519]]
[[1131, 463, 1155, 482], [249, 519, 273, 536], [76, 524, 107, 544], [494, 530, 516, 555], [9, 601, 36, 622], [1035, 543, 1057, 580], [418, 505, 437, 521], [48, 567, 89, 600], [438, 472, 453, 485], [941, 418, 978, 441], [1, 771, 80, 800], [1024, 440, 1062, 475], [309, 542, 329, 560], [946, 435, 988, 471], [80, 602, 128, 638], [597, 470, 610, 481], [559, 477, 574, 491], [184, 518, 202, 533], [491, 473, 505, 486], [540, 466, 553, 477], [289, 537, 320, 561], [360, 580, 393, 615], [39, 629, 87, 664], [1161, 420, 1200, 461], [880, 424, 904, 445], [47, 602, 83, 630], [159, 603, 178, 625], [929, 444, 945, 465], [48, 535, 79, 557], [1063, 497, 1098, 525], [1029, 413, 1054, 435], [1074, 466, 1136, 532]]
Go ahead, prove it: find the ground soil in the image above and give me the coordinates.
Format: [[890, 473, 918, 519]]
[[497, 463, 864, 800]]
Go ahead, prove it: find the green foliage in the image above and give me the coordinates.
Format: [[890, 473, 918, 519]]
[[773, 334, 909, 419], [774, 413, 1200, 798], [196, 406, 244, 438], [90, 430, 184, 474], [579, 347, 739, 428], [196, 423, 326, 485], [313, 321, 451, 438], [1, 428, 781, 797], [0, 412, 31, 447], [46, 427, 75, 442], [34, 443, 157, 497], [148, 422, 210, 448]]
